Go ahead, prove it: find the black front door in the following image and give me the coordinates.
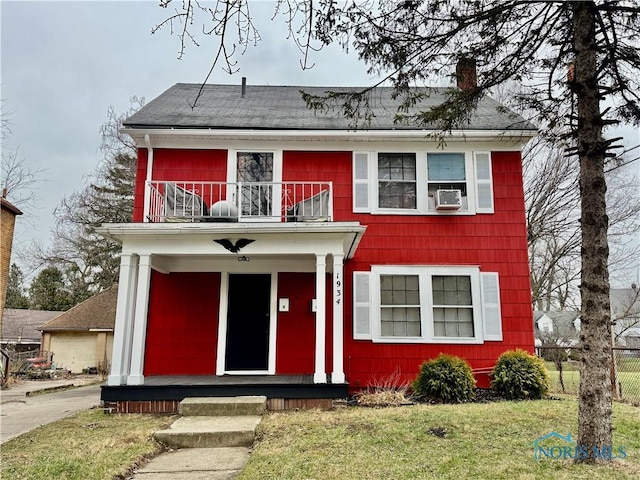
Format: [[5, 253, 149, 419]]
[[225, 274, 271, 371]]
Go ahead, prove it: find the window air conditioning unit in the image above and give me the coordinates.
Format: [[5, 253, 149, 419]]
[[434, 189, 462, 210]]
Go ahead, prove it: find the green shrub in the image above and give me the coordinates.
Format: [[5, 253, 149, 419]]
[[490, 349, 550, 400], [412, 354, 476, 403]]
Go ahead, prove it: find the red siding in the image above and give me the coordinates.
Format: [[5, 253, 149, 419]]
[[276, 273, 316, 374], [276, 272, 334, 375], [132, 148, 227, 222], [144, 272, 220, 375], [152, 149, 227, 183], [139, 148, 533, 389], [341, 150, 533, 389]]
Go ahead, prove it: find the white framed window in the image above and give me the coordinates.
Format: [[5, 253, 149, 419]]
[[352, 266, 502, 343], [227, 149, 282, 219], [377, 153, 417, 210], [352, 151, 493, 215]]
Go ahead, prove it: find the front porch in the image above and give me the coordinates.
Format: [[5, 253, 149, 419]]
[[96, 221, 366, 410], [101, 375, 347, 413]]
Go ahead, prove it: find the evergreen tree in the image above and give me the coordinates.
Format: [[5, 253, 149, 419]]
[[28, 266, 73, 311], [5, 263, 29, 309], [37, 98, 142, 295]]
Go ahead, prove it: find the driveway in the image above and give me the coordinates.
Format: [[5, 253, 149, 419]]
[[0, 377, 102, 444]]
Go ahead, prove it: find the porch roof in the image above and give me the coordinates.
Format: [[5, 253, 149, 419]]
[[96, 221, 366, 261]]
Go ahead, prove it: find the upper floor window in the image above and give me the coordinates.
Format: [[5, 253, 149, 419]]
[[377, 153, 417, 209], [353, 151, 493, 215]]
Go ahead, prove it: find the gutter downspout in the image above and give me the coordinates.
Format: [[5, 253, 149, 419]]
[[142, 134, 154, 222]]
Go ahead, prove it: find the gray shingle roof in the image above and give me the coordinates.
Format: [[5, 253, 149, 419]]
[[2, 309, 62, 343], [124, 83, 537, 132]]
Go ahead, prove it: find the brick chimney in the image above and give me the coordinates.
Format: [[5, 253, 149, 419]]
[[456, 58, 477, 91]]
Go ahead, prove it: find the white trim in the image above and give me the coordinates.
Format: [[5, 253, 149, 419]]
[[215, 273, 229, 376], [353, 272, 372, 340], [122, 127, 538, 144], [107, 254, 138, 386], [332, 254, 345, 383], [142, 134, 154, 222], [481, 272, 503, 341], [370, 150, 488, 216], [217, 272, 277, 375], [367, 265, 494, 344], [352, 152, 371, 213], [228, 149, 283, 221], [474, 151, 494, 214], [314, 254, 327, 384], [127, 254, 152, 385]]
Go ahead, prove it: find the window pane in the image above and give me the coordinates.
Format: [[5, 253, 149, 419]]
[[394, 322, 407, 336], [380, 276, 393, 291], [407, 308, 420, 322], [381, 321, 394, 336], [378, 153, 417, 209], [406, 289, 420, 304], [427, 153, 465, 181], [432, 305, 474, 338], [433, 276, 472, 305], [407, 322, 421, 336], [392, 290, 407, 304], [379, 276, 421, 337], [392, 276, 406, 290], [459, 322, 475, 337]]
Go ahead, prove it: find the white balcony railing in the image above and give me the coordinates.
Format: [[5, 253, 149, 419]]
[[146, 181, 333, 223]]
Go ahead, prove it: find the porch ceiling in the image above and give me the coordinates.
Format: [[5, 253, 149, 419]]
[[96, 221, 366, 264]]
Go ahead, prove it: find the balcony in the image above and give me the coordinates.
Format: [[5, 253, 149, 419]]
[[145, 181, 333, 223]]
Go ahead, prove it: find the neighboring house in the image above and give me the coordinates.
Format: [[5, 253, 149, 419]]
[[38, 285, 117, 374], [98, 65, 537, 412], [1, 309, 62, 353], [533, 311, 581, 347], [0, 195, 23, 330], [611, 285, 640, 348]]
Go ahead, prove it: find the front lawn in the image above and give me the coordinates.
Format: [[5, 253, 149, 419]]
[[0, 410, 175, 480], [240, 397, 640, 480]]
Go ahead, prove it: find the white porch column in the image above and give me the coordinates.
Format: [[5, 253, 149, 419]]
[[314, 254, 327, 384], [127, 254, 152, 385], [108, 254, 139, 386], [332, 254, 345, 383]]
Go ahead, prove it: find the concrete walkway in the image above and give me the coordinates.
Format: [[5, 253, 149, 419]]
[[0, 376, 103, 444], [128, 396, 266, 479], [131, 447, 252, 479]]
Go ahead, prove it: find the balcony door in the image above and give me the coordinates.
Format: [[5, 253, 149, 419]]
[[235, 152, 281, 219]]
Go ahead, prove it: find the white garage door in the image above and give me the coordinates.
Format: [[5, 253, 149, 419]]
[[50, 333, 96, 374]]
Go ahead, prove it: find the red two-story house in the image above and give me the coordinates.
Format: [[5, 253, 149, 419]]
[[99, 77, 537, 412]]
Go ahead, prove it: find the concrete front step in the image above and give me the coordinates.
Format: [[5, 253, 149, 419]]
[[153, 416, 262, 449], [179, 396, 267, 417]]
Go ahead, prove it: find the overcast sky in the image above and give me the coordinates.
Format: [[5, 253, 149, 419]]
[[2, 1, 638, 286], [1, 0, 373, 279]]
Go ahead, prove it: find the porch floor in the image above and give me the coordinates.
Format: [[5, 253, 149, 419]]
[[101, 375, 347, 403]]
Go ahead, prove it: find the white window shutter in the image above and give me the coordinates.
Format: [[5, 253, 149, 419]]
[[353, 271, 372, 339], [481, 272, 502, 341], [474, 152, 494, 214], [353, 152, 371, 213]]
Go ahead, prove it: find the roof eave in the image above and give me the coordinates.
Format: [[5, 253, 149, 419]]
[[120, 126, 538, 144]]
